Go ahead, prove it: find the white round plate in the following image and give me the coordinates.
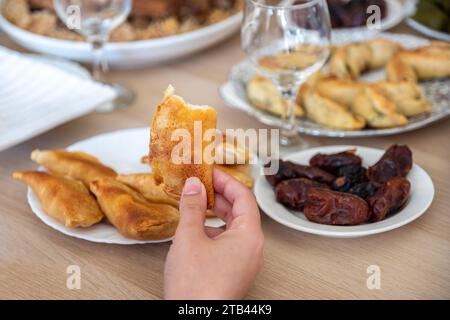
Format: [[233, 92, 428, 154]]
[[220, 32, 450, 138], [255, 145, 434, 238], [331, 0, 405, 43], [27, 128, 228, 244], [0, 1, 242, 69], [406, 18, 450, 42]]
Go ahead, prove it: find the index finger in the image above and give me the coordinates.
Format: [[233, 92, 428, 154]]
[[213, 168, 261, 230]]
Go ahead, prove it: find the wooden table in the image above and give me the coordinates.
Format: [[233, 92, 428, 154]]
[[0, 22, 449, 300]]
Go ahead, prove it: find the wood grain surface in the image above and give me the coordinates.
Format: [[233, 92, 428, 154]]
[[0, 22, 449, 299]]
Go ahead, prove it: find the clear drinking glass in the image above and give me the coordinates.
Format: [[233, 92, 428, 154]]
[[242, 0, 331, 146], [54, 0, 134, 111]]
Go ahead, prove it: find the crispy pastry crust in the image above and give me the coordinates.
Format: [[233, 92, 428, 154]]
[[149, 86, 217, 208], [13, 171, 103, 228], [90, 178, 179, 240], [31, 149, 117, 186], [246, 75, 304, 117]]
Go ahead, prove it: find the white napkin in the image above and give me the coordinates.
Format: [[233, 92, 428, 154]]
[[0, 47, 117, 152]]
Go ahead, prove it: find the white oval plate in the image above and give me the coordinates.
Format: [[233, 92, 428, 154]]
[[255, 146, 434, 238], [220, 32, 450, 138], [0, 1, 242, 69], [27, 128, 227, 244]]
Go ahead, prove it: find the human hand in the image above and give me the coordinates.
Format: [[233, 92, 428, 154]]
[[164, 169, 264, 300]]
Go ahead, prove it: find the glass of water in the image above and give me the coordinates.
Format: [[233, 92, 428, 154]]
[[54, 0, 134, 111], [242, 0, 331, 146]]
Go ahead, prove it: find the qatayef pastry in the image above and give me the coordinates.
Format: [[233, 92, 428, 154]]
[[31, 149, 117, 186], [13, 171, 103, 228], [149, 85, 217, 208], [90, 178, 179, 240], [351, 87, 408, 128], [246, 75, 304, 117]]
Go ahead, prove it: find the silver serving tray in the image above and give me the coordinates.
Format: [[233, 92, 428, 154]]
[[219, 33, 449, 138]]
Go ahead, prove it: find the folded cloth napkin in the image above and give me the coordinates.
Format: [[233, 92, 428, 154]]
[[0, 46, 117, 152]]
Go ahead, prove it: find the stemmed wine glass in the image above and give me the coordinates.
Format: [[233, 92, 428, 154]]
[[54, 0, 134, 112], [242, 0, 331, 146]]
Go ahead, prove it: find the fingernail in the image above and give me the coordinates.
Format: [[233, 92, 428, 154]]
[[183, 177, 202, 195]]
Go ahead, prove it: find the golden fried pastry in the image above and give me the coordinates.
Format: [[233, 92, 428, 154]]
[[387, 42, 450, 82], [31, 149, 117, 187], [375, 81, 431, 117], [329, 43, 372, 80], [366, 38, 402, 69], [90, 178, 179, 240], [246, 75, 304, 117], [315, 77, 367, 108], [329, 38, 401, 79], [13, 171, 103, 228], [149, 85, 217, 208], [117, 173, 179, 207], [117, 173, 217, 217], [298, 87, 366, 130], [297, 73, 366, 130], [214, 164, 254, 188], [352, 87, 408, 128]]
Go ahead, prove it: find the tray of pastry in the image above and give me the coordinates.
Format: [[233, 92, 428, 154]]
[[0, 0, 243, 68], [220, 33, 450, 138]]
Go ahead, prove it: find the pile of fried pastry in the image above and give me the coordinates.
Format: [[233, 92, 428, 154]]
[[247, 38, 450, 130], [267, 145, 412, 226], [3, 0, 243, 42], [13, 88, 254, 241]]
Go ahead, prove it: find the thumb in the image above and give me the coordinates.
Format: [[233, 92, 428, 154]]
[[177, 177, 207, 238]]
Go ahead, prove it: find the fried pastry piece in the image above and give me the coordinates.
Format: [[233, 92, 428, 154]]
[[13, 171, 103, 228], [329, 38, 401, 79], [315, 77, 367, 108], [117, 173, 179, 207], [366, 38, 402, 69], [90, 178, 179, 240], [352, 87, 408, 128], [214, 164, 254, 188], [329, 43, 372, 79], [387, 43, 450, 82], [117, 173, 216, 217], [298, 85, 366, 130], [149, 85, 217, 208], [374, 81, 431, 116], [31, 149, 117, 186], [246, 75, 304, 117]]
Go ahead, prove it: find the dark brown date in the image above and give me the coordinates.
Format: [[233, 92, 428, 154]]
[[310, 149, 362, 175], [367, 177, 411, 222], [368, 145, 412, 185], [304, 188, 370, 226], [275, 178, 329, 210], [265, 160, 335, 186]]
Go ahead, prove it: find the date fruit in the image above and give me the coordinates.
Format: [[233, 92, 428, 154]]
[[265, 160, 335, 186], [304, 188, 370, 225], [310, 149, 362, 175], [367, 176, 411, 222], [368, 145, 412, 185], [275, 178, 329, 210]]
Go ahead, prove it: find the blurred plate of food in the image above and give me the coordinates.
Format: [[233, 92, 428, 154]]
[[0, 0, 243, 68], [255, 145, 434, 238], [15, 127, 257, 244], [220, 32, 450, 138], [328, 0, 405, 42], [406, 0, 450, 42]]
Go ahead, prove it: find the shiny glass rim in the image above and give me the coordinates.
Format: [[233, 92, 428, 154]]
[[247, 0, 323, 10]]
